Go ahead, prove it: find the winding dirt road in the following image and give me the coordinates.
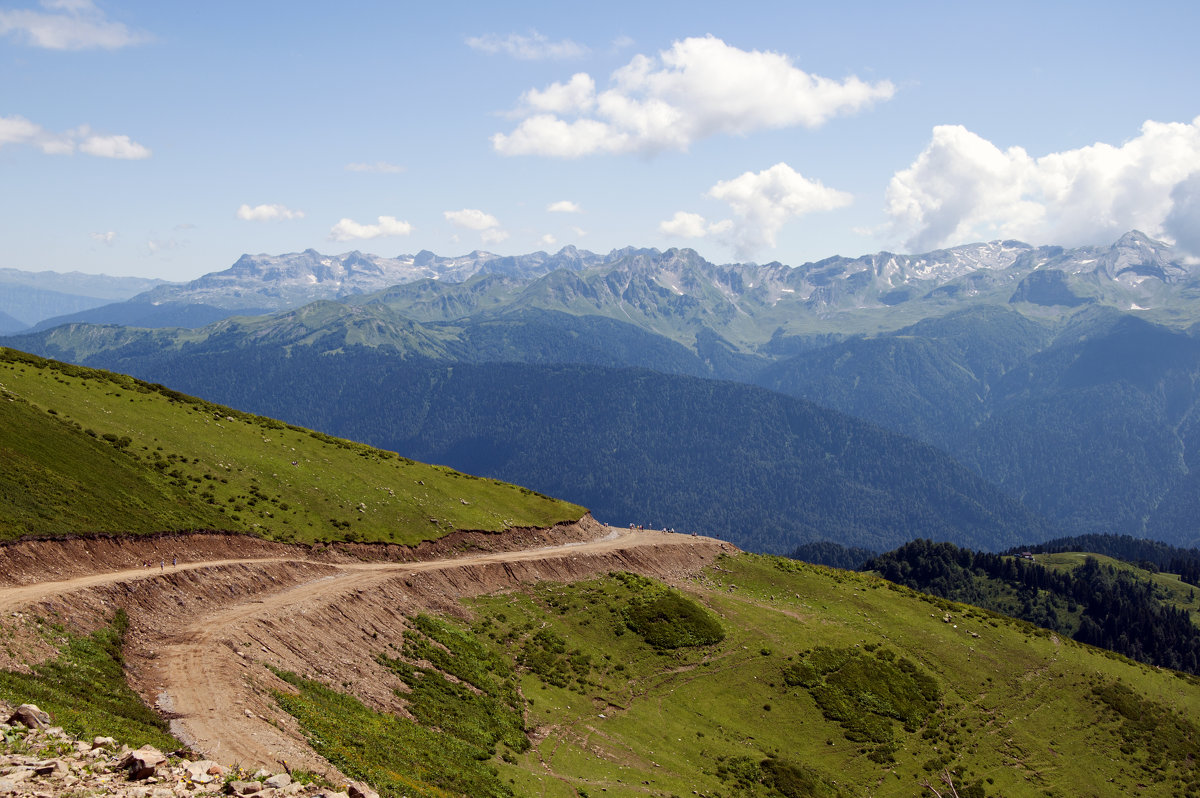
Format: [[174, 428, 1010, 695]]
[[0, 523, 729, 775]]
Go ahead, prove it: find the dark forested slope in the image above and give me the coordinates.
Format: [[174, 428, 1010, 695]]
[[865, 539, 1200, 674], [67, 344, 1044, 553]]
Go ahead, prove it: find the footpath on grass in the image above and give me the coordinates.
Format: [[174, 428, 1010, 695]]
[[0, 518, 732, 784]]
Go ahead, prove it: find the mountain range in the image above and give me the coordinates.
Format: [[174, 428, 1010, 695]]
[[0, 268, 163, 334], [21, 230, 1196, 340], [8, 230, 1200, 552]]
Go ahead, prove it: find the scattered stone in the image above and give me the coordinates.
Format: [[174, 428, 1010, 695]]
[[347, 781, 379, 798], [5, 706, 49, 731], [120, 745, 166, 780], [184, 759, 222, 784], [0, 700, 382, 798]]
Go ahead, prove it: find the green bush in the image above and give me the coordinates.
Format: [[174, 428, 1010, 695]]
[[624, 591, 724, 649]]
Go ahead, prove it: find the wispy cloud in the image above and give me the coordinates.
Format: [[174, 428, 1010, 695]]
[[345, 161, 405, 174], [886, 116, 1200, 254], [236, 203, 304, 222], [546, 200, 582, 213], [466, 29, 587, 60], [89, 230, 115, 245], [493, 35, 894, 157], [0, 115, 150, 158], [0, 0, 150, 50], [329, 215, 413, 241]]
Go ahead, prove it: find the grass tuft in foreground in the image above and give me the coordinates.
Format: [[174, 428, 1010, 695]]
[[0, 610, 179, 751], [272, 668, 513, 798]]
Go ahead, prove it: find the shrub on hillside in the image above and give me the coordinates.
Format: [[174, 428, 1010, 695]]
[[625, 591, 724, 649]]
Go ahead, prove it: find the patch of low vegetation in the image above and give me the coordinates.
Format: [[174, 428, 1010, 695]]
[[782, 645, 940, 763], [1092, 680, 1200, 790], [272, 669, 513, 798], [0, 610, 179, 751], [618, 572, 725, 649], [0, 346, 584, 543], [378, 615, 528, 756], [717, 753, 846, 797]]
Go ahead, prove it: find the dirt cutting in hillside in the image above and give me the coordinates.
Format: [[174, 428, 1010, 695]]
[[0, 517, 733, 780]]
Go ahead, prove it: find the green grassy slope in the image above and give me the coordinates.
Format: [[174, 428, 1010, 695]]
[[274, 555, 1200, 798], [0, 346, 583, 543]]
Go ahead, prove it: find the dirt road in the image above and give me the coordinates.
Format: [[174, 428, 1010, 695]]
[[0, 523, 729, 775]]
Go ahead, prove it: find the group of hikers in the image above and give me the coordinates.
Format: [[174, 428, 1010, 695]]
[[142, 556, 178, 570]]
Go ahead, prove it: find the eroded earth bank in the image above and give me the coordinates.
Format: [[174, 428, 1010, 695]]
[[0, 516, 731, 781]]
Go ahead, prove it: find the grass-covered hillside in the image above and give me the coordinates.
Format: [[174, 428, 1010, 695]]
[[268, 555, 1200, 797], [0, 346, 583, 543]]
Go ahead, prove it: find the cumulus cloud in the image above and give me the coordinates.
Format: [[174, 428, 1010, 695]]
[[236, 203, 304, 222], [1165, 173, 1200, 259], [659, 211, 717, 239], [466, 29, 587, 60], [0, 115, 151, 158], [493, 35, 894, 157], [0, 0, 149, 50], [444, 208, 508, 244], [540, 233, 557, 248], [345, 161, 405, 174], [329, 215, 413, 241], [705, 163, 851, 257], [89, 230, 115, 245], [547, 200, 582, 213], [886, 117, 1200, 253]]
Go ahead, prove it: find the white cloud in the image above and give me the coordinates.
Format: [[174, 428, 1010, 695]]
[[540, 233, 557, 248], [493, 35, 894, 157], [547, 200, 582, 214], [0, 114, 150, 158], [0, 0, 149, 50], [706, 163, 851, 257], [570, 225, 587, 238], [329, 215, 413, 242], [78, 133, 150, 159], [466, 30, 587, 60], [89, 230, 115, 245], [886, 117, 1200, 252], [345, 161, 405, 174], [444, 208, 500, 231], [445, 208, 508, 245], [659, 211, 714, 239], [236, 203, 304, 222], [1165, 174, 1200, 259]]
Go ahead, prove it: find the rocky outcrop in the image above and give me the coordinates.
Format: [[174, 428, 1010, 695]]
[[0, 706, 371, 797]]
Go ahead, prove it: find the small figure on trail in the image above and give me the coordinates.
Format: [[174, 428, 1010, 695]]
[[172, 555, 177, 567], [160, 559, 164, 571]]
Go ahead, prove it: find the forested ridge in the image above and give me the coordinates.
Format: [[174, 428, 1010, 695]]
[[67, 343, 1045, 554], [1008, 533, 1200, 586], [865, 539, 1200, 674]]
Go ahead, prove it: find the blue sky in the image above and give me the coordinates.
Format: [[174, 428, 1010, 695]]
[[2, 0, 1199, 280]]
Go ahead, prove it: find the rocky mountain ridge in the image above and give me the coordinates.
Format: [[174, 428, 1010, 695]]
[[22, 231, 1197, 339]]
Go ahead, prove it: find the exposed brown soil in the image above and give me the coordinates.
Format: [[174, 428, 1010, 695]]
[[0, 517, 734, 781]]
